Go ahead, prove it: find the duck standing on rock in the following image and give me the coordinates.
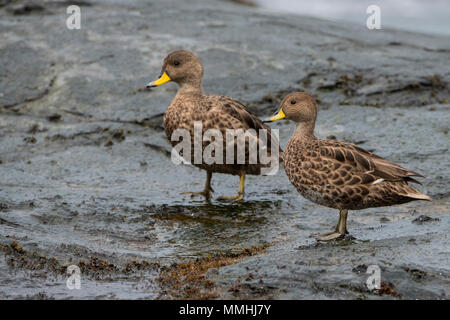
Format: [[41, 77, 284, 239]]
[[147, 50, 281, 201], [266, 92, 431, 241]]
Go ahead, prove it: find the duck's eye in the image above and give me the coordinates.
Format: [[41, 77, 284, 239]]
[[290, 100, 296, 105], [174, 61, 180, 66]]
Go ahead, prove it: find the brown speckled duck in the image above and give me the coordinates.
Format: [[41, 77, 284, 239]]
[[147, 50, 280, 201], [267, 92, 431, 241]]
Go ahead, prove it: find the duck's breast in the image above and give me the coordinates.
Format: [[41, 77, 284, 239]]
[[284, 137, 341, 208], [163, 97, 192, 144]]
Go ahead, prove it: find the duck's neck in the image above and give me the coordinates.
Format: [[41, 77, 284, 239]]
[[177, 79, 204, 96], [293, 121, 316, 139]]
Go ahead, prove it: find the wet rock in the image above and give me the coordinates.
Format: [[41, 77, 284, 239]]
[[0, 42, 53, 109], [402, 267, 428, 282], [10, 241, 24, 254], [47, 114, 62, 122], [27, 124, 47, 134], [378, 281, 402, 298], [352, 264, 368, 274], [228, 0, 256, 7], [110, 128, 126, 142], [6, 2, 44, 15], [0, 0, 12, 7], [23, 136, 37, 144], [380, 217, 391, 223], [143, 143, 171, 157], [412, 215, 440, 224]]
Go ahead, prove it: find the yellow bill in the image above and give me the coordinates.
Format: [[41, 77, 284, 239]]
[[146, 72, 171, 88], [267, 109, 286, 122]]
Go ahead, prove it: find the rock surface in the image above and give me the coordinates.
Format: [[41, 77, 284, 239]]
[[0, 0, 449, 299]]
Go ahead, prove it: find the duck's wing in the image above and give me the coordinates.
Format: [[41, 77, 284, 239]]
[[319, 139, 424, 184], [210, 96, 283, 156], [214, 96, 269, 130]]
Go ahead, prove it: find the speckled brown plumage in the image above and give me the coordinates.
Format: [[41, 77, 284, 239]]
[[284, 135, 430, 210], [147, 50, 281, 200], [269, 92, 431, 240], [164, 92, 278, 176]]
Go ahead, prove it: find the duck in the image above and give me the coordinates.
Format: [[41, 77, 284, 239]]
[[266, 92, 431, 241], [146, 50, 281, 201]]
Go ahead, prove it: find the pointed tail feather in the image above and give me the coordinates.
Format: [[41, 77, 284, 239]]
[[398, 183, 432, 201], [407, 192, 432, 201], [403, 188, 432, 201]]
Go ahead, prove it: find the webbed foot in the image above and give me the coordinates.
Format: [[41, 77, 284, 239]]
[[217, 192, 244, 202], [182, 188, 214, 199], [313, 231, 346, 241]]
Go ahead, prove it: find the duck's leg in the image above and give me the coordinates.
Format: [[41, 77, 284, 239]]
[[217, 171, 245, 201], [182, 171, 214, 199], [315, 209, 349, 241]]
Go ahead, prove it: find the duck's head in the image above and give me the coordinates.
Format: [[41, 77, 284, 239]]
[[146, 50, 204, 88], [266, 92, 317, 124]]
